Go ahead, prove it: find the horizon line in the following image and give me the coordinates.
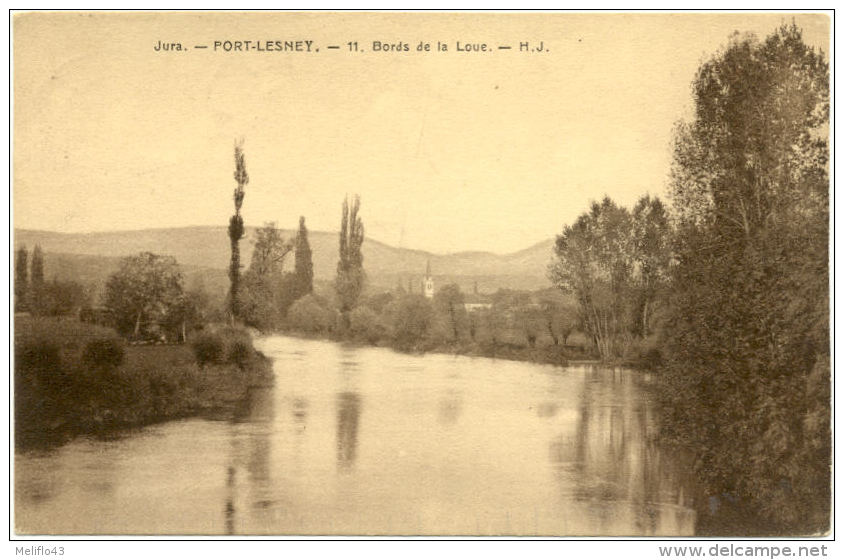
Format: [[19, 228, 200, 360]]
[[12, 224, 555, 258]]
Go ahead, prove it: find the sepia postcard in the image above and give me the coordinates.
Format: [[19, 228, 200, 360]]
[[11, 11, 832, 539]]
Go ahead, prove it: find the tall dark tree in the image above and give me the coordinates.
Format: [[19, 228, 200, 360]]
[[294, 216, 314, 298], [662, 24, 829, 533], [433, 283, 466, 341], [335, 195, 365, 330], [228, 140, 248, 322], [30, 244, 44, 289], [29, 244, 45, 314], [14, 246, 28, 312]]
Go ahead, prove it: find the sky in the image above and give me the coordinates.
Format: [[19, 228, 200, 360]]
[[13, 12, 829, 254]]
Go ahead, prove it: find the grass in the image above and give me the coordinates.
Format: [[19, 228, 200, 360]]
[[14, 316, 273, 450]]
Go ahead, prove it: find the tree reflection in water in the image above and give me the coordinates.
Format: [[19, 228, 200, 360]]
[[548, 367, 695, 535], [336, 392, 361, 471]]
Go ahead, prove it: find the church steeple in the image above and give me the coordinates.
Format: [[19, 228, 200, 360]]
[[424, 260, 434, 299]]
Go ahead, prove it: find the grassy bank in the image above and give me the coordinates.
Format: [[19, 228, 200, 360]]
[[14, 316, 273, 450], [387, 338, 593, 367], [277, 324, 598, 368]]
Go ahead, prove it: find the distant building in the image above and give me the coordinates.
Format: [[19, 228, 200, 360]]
[[464, 301, 492, 312], [464, 296, 492, 312], [424, 260, 435, 299]]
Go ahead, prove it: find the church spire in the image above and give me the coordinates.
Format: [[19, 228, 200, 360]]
[[424, 260, 434, 299]]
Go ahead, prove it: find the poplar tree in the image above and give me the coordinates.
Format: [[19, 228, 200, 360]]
[[30, 244, 44, 287], [294, 216, 314, 297], [335, 195, 365, 330], [30, 244, 45, 314], [228, 140, 248, 322], [14, 246, 28, 312]]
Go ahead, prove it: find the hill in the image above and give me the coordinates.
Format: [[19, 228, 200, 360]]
[[14, 227, 555, 295]]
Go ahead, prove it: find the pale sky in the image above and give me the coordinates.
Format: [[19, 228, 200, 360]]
[[13, 12, 829, 254]]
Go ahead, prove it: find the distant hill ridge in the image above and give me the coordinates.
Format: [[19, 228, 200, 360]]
[[14, 226, 555, 293]]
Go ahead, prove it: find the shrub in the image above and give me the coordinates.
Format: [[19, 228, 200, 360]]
[[82, 337, 126, 369], [390, 295, 435, 347], [287, 294, 335, 334], [227, 338, 254, 370], [191, 332, 225, 367], [349, 306, 386, 344], [17, 339, 62, 374]]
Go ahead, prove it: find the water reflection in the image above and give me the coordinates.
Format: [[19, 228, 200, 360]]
[[228, 387, 276, 534], [225, 466, 236, 535], [293, 398, 308, 424], [536, 402, 560, 418], [437, 392, 462, 426], [336, 392, 361, 471], [240, 388, 274, 484], [548, 366, 695, 535]]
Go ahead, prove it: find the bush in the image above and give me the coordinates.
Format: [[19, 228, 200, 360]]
[[18, 339, 62, 374], [349, 306, 386, 344], [390, 295, 435, 347], [82, 337, 126, 369], [286, 294, 335, 334], [227, 338, 254, 370], [191, 332, 225, 367]]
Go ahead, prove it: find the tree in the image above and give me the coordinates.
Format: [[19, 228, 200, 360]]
[[228, 140, 249, 322], [250, 222, 293, 277], [240, 222, 293, 330], [335, 195, 365, 330], [479, 289, 530, 346], [539, 293, 579, 346], [162, 292, 203, 343], [38, 279, 87, 316], [390, 294, 435, 347], [294, 216, 314, 298], [30, 244, 44, 292], [104, 252, 184, 338], [515, 305, 544, 348], [287, 293, 336, 334], [14, 246, 28, 312], [349, 305, 387, 344], [549, 197, 635, 359], [433, 283, 466, 341], [662, 24, 829, 533], [28, 245, 60, 316], [631, 195, 671, 336]]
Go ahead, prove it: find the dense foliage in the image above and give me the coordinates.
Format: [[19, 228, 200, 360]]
[[294, 216, 314, 297], [14, 246, 28, 311], [335, 195, 365, 330], [659, 24, 829, 534], [104, 252, 185, 339], [549, 195, 670, 360], [15, 317, 271, 449], [239, 223, 294, 330]]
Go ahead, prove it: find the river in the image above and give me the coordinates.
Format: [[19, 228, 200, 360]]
[[15, 335, 696, 536]]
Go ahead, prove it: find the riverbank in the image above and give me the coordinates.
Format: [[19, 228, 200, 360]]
[[271, 326, 603, 368], [14, 316, 273, 450]]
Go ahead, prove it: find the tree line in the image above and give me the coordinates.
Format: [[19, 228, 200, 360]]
[[14, 245, 88, 317], [548, 24, 829, 534]]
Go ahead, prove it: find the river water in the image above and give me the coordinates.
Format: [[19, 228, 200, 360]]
[[15, 335, 696, 536]]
